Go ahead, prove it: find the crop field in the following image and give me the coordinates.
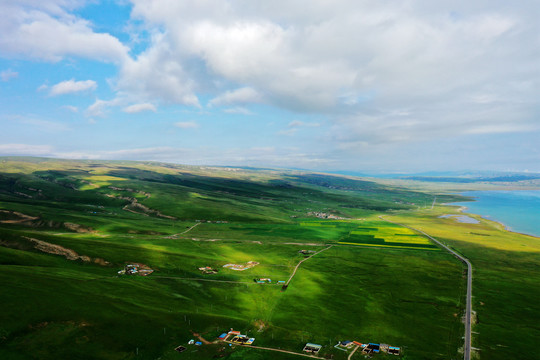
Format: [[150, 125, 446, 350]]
[[337, 221, 439, 250], [0, 158, 537, 359]]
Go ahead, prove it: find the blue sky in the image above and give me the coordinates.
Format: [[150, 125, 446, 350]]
[[1, 0, 539, 173]]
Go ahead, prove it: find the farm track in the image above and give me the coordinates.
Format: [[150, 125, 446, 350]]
[[179, 222, 201, 235], [379, 216, 473, 360], [285, 245, 333, 287], [151, 276, 265, 285], [223, 341, 320, 359], [347, 344, 360, 360]]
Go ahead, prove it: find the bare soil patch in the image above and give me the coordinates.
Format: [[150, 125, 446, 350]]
[[254, 319, 267, 332], [63, 222, 95, 233], [22, 236, 110, 265], [0, 210, 39, 224]]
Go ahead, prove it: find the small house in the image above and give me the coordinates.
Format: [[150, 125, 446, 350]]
[[255, 278, 272, 284], [231, 335, 254, 345], [303, 343, 322, 354], [174, 346, 186, 353], [125, 264, 139, 274]]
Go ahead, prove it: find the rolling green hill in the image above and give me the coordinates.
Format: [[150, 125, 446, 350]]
[[0, 157, 538, 360]]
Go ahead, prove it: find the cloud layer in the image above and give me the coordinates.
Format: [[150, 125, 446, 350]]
[[1, 0, 539, 171], [124, 0, 540, 146]]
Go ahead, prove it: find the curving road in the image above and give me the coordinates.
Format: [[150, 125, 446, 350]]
[[347, 344, 360, 360], [379, 216, 472, 360], [285, 245, 333, 287]]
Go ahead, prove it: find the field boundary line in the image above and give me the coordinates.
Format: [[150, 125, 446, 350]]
[[379, 215, 473, 360]]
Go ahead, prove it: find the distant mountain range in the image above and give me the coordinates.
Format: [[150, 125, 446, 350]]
[[328, 170, 540, 182]]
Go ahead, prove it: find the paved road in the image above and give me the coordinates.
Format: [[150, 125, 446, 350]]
[[379, 216, 472, 360]]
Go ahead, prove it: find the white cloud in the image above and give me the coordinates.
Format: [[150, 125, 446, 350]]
[[85, 98, 121, 118], [2, 1, 540, 172], [49, 79, 97, 96], [0, 144, 332, 169], [0, 1, 128, 63], [123, 103, 157, 113], [223, 107, 254, 115], [288, 120, 320, 128], [124, 0, 539, 147], [86, 97, 159, 117], [278, 120, 320, 136], [209, 87, 262, 106], [174, 121, 199, 129], [115, 36, 200, 107], [0, 143, 54, 156], [62, 105, 78, 113], [89, 147, 188, 159], [20, 117, 70, 132], [278, 128, 298, 136], [1, 69, 18, 81]]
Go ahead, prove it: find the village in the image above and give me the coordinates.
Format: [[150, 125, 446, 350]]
[[117, 263, 154, 276], [119, 254, 402, 358], [174, 328, 401, 358], [331, 340, 401, 356]]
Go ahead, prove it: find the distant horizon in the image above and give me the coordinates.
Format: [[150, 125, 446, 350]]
[[2, 155, 540, 177]]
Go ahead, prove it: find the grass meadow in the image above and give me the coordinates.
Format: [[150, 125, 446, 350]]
[[387, 207, 540, 360], [1, 158, 535, 359]]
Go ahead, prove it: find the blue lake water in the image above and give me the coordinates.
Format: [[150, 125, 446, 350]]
[[449, 190, 540, 238]]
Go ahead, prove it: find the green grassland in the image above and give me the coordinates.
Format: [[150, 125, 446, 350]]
[[386, 208, 540, 360], [0, 157, 537, 360]]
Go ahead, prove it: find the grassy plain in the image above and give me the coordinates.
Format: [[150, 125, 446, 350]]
[[0, 157, 537, 360], [386, 207, 540, 360]]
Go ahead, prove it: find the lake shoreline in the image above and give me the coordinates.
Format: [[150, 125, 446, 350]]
[[446, 191, 540, 239]]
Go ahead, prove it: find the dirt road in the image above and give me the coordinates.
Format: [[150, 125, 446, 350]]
[[152, 276, 260, 285], [224, 341, 320, 359], [347, 344, 360, 360], [285, 245, 333, 287], [180, 222, 201, 234]]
